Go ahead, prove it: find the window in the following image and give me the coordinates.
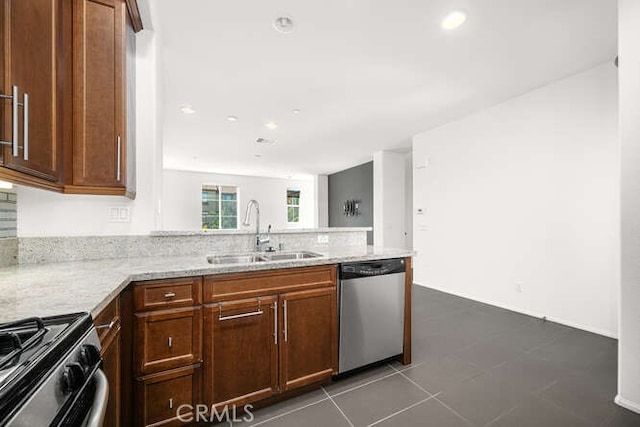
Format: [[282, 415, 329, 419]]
[[202, 185, 238, 230], [287, 190, 300, 223]]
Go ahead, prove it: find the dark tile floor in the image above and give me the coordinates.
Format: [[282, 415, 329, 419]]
[[232, 285, 640, 426]]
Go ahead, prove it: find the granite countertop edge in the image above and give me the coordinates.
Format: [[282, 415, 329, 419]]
[[0, 246, 414, 323]]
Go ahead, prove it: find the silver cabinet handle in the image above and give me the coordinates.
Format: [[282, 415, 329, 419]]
[[283, 300, 288, 342], [218, 297, 263, 321], [168, 337, 173, 348], [116, 136, 121, 181], [169, 398, 173, 409], [0, 86, 21, 156], [273, 301, 278, 345], [218, 310, 264, 321], [164, 292, 176, 299], [22, 93, 28, 160], [11, 85, 18, 157], [95, 320, 116, 330]]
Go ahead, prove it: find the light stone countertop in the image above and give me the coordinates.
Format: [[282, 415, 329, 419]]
[[0, 246, 413, 323], [150, 227, 373, 236]]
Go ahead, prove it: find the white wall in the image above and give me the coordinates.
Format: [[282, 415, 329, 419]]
[[404, 151, 413, 250], [373, 150, 407, 248], [412, 63, 619, 337], [16, 28, 163, 237], [315, 174, 329, 228], [162, 169, 316, 231], [618, 0, 640, 414]]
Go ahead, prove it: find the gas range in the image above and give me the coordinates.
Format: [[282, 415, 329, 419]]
[[0, 313, 106, 426]]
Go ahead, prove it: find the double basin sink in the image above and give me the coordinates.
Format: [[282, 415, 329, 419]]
[[207, 251, 323, 265]]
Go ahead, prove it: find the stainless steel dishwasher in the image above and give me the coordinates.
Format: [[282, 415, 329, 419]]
[[338, 258, 406, 373]]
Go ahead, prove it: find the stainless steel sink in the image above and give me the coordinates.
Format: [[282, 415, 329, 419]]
[[207, 251, 323, 265], [207, 253, 267, 264], [263, 251, 323, 261]]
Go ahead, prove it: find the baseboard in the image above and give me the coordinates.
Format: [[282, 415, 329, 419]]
[[413, 282, 618, 339], [615, 395, 640, 414]]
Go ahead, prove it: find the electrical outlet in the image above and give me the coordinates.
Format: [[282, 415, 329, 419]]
[[109, 207, 131, 223], [317, 234, 329, 244], [515, 281, 524, 293]]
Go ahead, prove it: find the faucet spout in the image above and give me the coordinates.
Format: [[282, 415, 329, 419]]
[[243, 200, 269, 251]]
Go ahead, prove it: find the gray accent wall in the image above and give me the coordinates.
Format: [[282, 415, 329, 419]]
[[328, 162, 374, 244]]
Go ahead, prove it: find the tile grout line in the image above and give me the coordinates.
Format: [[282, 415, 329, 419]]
[[365, 396, 434, 427], [243, 397, 329, 427], [322, 386, 355, 427], [387, 363, 434, 397], [330, 370, 403, 398], [433, 397, 476, 427], [482, 406, 517, 427]]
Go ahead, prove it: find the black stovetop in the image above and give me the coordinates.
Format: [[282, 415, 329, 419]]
[[0, 312, 93, 423]]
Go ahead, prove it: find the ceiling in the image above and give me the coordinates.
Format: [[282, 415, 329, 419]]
[[152, 0, 617, 178]]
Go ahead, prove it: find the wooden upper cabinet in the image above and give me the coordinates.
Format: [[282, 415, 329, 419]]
[[0, 0, 140, 195], [279, 287, 338, 392], [67, 0, 128, 194], [0, 0, 66, 188]]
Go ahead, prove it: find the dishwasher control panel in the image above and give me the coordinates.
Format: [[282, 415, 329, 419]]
[[340, 258, 406, 279]]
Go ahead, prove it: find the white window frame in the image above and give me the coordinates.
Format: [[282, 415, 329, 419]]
[[286, 189, 301, 224], [202, 184, 239, 230]]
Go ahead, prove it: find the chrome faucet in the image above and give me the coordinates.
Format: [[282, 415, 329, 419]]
[[242, 200, 270, 252]]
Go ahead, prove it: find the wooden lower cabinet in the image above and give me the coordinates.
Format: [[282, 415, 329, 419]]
[[135, 365, 201, 427], [279, 287, 337, 391], [203, 295, 279, 409], [95, 296, 122, 427], [122, 265, 343, 426], [102, 328, 122, 427], [134, 306, 202, 375]]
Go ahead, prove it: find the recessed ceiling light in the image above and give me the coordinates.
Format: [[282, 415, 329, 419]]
[[180, 106, 196, 114], [292, 109, 301, 114], [273, 16, 294, 34], [265, 121, 278, 130], [226, 115, 238, 122], [442, 11, 466, 30]]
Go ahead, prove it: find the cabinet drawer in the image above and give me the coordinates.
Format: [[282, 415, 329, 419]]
[[136, 365, 201, 427], [94, 296, 120, 345], [135, 307, 202, 375], [134, 277, 202, 311], [204, 265, 337, 302]]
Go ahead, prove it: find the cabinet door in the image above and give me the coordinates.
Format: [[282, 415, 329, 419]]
[[71, 0, 125, 189], [135, 307, 202, 375], [101, 325, 121, 427], [95, 296, 121, 427], [1, 0, 63, 182], [204, 295, 278, 409], [135, 365, 201, 427], [279, 287, 337, 392]]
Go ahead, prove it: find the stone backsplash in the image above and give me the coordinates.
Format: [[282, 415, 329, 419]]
[[17, 228, 369, 264]]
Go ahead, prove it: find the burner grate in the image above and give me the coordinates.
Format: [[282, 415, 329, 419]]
[[0, 317, 47, 370]]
